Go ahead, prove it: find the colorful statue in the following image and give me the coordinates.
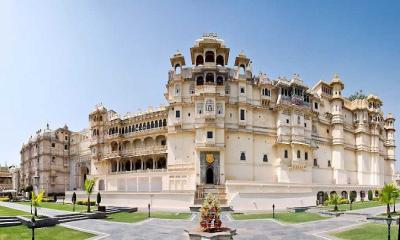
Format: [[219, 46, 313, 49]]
[[199, 193, 222, 232]]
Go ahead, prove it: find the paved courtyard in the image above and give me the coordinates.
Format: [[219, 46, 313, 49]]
[[0, 201, 388, 240]]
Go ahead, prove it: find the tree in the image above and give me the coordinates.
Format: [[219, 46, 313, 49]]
[[97, 192, 102, 207], [328, 193, 342, 212], [392, 189, 400, 213], [348, 90, 367, 101], [379, 183, 398, 218], [31, 190, 45, 217], [324, 192, 329, 202], [368, 190, 373, 201], [84, 178, 96, 213], [72, 192, 77, 212], [350, 191, 357, 210]]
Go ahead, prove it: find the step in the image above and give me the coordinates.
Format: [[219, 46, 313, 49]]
[[0, 221, 22, 227], [56, 215, 86, 220], [0, 217, 19, 222], [57, 216, 89, 223], [189, 206, 233, 212], [55, 213, 86, 218]]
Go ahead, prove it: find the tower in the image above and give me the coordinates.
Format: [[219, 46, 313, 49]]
[[330, 74, 346, 184], [384, 113, 396, 183]]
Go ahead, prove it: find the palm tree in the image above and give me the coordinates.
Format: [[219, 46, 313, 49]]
[[379, 183, 398, 218], [328, 193, 342, 212], [84, 178, 96, 213], [31, 190, 45, 217], [72, 192, 77, 212]]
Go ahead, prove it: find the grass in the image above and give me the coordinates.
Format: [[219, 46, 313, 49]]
[[231, 212, 329, 223], [323, 201, 385, 211], [0, 206, 29, 216], [105, 211, 192, 223], [0, 225, 94, 240], [332, 223, 397, 240], [17, 201, 88, 212]]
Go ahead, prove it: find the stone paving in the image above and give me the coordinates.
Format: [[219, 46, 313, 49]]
[[0, 201, 391, 240]]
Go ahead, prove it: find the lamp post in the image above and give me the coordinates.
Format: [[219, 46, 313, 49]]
[[148, 203, 151, 218], [386, 217, 393, 240], [272, 204, 275, 219], [31, 216, 36, 240]]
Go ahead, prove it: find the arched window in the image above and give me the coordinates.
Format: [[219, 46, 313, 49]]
[[297, 150, 301, 158], [206, 73, 214, 83], [139, 123, 142, 131], [147, 122, 150, 129], [155, 121, 158, 128], [216, 76, 224, 85], [121, 127, 125, 134], [128, 126, 132, 133], [263, 154, 268, 162], [205, 51, 215, 62], [196, 55, 204, 66], [158, 120, 162, 127], [157, 158, 167, 169], [151, 121, 154, 129], [216, 55, 224, 66], [146, 159, 154, 169], [125, 161, 131, 171], [163, 119, 167, 126], [135, 160, 142, 170], [175, 64, 181, 74], [196, 76, 204, 85], [239, 64, 246, 74], [284, 150, 288, 158], [240, 152, 246, 161]]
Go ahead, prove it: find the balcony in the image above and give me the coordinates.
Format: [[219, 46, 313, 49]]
[[104, 146, 167, 159]]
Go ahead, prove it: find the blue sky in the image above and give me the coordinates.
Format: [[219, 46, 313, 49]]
[[0, 1, 399, 167]]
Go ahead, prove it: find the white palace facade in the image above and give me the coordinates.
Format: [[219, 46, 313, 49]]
[[23, 34, 396, 210]]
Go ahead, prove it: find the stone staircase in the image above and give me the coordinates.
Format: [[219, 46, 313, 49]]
[[194, 184, 228, 205], [0, 216, 21, 227], [55, 213, 90, 223]]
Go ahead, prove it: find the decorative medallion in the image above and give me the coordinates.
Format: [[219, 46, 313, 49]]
[[206, 154, 215, 164]]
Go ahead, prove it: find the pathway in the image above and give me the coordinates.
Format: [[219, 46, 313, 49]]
[[0, 201, 391, 240]]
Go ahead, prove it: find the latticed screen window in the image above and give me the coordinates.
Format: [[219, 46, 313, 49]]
[[189, 84, 195, 94], [225, 85, 230, 94], [216, 103, 224, 115], [196, 103, 204, 114], [205, 99, 214, 112]]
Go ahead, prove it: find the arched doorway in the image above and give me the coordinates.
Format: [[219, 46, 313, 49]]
[[317, 191, 324, 205], [206, 168, 214, 184]]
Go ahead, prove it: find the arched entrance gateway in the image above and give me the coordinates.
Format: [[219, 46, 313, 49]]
[[206, 168, 214, 184], [200, 152, 220, 185], [317, 191, 324, 205]]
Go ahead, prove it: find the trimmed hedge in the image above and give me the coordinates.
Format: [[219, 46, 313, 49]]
[[77, 200, 96, 206], [0, 197, 10, 202]]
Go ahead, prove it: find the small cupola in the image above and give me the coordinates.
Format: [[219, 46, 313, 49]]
[[330, 74, 344, 97], [170, 50, 185, 74], [234, 50, 251, 74]]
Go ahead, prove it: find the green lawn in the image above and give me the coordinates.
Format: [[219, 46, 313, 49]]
[[17, 201, 88, 212], [323, 201, 385, 211], [0, 225, 94, 240], [0, 206, 28, 216], [332, 223, 397, 240], [231, 212, 329, 223], [105, 211, 192, 223]]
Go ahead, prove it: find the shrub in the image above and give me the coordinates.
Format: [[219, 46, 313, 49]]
[[368, 190, 373, 201], [372, 197, 379, 201], [323, 200, 330, 206], [340, 199, 349, 204], [42, 197, 54, 202], [77, 200, 96, 206], [0, 197, 10, 202]]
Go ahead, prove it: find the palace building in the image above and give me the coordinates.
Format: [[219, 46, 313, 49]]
[[21, 34, 397, 210]]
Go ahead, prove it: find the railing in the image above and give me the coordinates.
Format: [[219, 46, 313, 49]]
[[103, 146, 167, 158], [109, 168, 168, 175]]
